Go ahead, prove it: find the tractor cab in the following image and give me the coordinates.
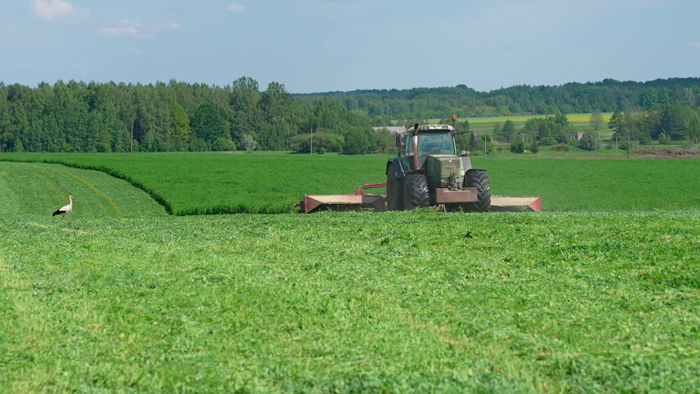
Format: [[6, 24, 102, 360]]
[[404, 131, 456, 168], [398, 124, 458, 169]]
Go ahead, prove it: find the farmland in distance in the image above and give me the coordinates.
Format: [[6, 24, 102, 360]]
[[464, 113, 614, 139]]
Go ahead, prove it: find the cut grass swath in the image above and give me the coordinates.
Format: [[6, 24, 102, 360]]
[[0, 161, 166, 218], [1, 210, 699, 392]]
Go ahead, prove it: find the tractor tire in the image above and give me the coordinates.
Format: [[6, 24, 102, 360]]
[[464, 169, 491, 212], [403, 173, 430, 210], [386, 165, 405, 211]]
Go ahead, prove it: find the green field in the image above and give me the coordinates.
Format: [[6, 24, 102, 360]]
[[2, 210, 700, 392], [1, 154, 700, 392], [0, 161, 166, 218], [3, 153, 700, 214]]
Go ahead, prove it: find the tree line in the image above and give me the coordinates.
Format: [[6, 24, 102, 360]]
[[1, 77, 700, 154], [296, 78, 700, 121], [0, 78, 391, 154], [485, 103, 700, 153]]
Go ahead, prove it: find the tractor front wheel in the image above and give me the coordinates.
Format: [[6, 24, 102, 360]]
[[386, 164, 404, 211], [464, 169, 491, 212], [404, 173, 430, 210]]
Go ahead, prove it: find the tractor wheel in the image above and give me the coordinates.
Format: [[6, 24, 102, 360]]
[[464, 169, 491, 212], [386, 165, 405, 211], [403, 173, 430, 210]]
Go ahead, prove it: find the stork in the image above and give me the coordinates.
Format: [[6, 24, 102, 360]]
[[53, 195, 77, 220]]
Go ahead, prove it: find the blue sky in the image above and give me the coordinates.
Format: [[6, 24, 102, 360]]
[[2, 0, 699, 93]]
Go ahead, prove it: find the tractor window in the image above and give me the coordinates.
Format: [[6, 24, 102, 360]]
[[405, 135, 414, 155], [405, 132, 456, 167], [418, 132, 454, 157]]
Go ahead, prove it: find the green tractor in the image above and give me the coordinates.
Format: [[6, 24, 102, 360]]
[[385, 124, 491, 212]]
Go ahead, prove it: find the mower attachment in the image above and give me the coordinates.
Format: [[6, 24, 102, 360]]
[[296, 186, 387, 214], [296, 183, 542, 213]]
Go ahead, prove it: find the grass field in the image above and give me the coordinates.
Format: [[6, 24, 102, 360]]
[[1, 153, 391, 215], [3, 153, 700, 214], [0, 161, 166, 218], [2, 210, 699, 392], [1, 153, 700, 392]]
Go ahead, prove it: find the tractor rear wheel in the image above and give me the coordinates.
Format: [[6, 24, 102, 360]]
[[386, 164, 404, 211], [464, 169, 491, 212], [403, 173, 430, 210]]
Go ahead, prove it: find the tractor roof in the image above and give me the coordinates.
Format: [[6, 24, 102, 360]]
[[405, 124, 455, 134]]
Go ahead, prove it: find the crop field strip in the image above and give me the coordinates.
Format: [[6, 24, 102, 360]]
[[3, 153, 700, 214], [0, 161, 166, 218], [426, 113, 615, 139], [1, 211, 699, 392]]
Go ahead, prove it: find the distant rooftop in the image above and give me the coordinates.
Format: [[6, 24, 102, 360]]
[[372, 126, 407, 134]]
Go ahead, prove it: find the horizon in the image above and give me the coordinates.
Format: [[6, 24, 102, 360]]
[[2, 0, 699, 93], [2, 76, 699, 96]]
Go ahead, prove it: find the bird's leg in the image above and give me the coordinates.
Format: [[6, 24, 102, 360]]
[[63, 215, 67, 221]]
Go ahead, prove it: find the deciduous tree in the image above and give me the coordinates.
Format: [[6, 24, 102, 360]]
[[589, 110, 603, 130]]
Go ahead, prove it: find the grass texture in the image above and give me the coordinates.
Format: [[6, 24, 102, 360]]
[[0, 161, 166, 218], [3, 153, 700, 214], [1, 211, 699, 392], [1, 153, 389, 215]]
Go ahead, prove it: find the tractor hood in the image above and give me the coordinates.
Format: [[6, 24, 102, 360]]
[[426, 155, 464, 187]]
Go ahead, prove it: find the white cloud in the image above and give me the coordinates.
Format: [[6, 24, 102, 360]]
[[227, 4, 246, 13], [155, 22, 182, 32], [97, 19, 181, 40], [97, 20, 152, 39], [690, 42, 700, 49], [120, 19, 140, 27], [29, 0, 87, 20]]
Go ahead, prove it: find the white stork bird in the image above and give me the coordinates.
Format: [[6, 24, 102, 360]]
[[53, 195, 77, 220]]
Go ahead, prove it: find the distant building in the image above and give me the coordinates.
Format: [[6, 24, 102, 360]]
[[372, 126, 407, 134], [571, 132, 584, 141]]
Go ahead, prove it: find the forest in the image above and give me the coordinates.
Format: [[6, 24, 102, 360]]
[[0, 76, 699, 153], [296, 77, 700, 120]]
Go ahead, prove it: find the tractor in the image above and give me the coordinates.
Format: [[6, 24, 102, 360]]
[[385, 123, 491, 212], [296, 123, 541, 214]]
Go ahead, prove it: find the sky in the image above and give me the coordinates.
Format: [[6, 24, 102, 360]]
[[2, 0, 700, 93]]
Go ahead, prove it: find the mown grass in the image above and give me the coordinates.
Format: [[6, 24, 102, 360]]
[[3, 153, 700, 214], [0, 161, 166, 218], [1, 210, 699, 392], [1, 153, 389, 215]]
